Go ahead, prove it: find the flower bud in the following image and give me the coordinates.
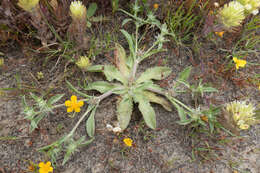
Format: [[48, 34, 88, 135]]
[[76, 56, 91, 69], [18, 0, 40, 12], [70, 1, 87, 20]]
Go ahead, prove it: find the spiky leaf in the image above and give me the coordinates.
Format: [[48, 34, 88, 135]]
[[136, 67, 171, 84], [178, 66, 192, 82], [117, 94, 133, 130], [143, 91, 172, 111], [103, 65, 127, 84], [47, 94, 64, 105], [120, 29, 134, 57]]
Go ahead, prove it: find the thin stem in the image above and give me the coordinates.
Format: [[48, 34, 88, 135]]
[[170, 97, 193, 112]]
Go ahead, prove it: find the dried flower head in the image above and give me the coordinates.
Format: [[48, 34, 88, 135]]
[[226, 101, 257, 130], [237, 0, 260, 15], [18, 0, 39, 12], [218, 1, 245, 29], [123, 138, 133, 147], [70, 1, 87, 20], [76, 56, 91, 69]]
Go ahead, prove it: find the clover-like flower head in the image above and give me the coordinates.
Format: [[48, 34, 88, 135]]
[[18, 0, 39, 12], [218, 1, 245, 29], [76, 56, 91, 69], [70, 1, 87, 20], [226, 101, 256, 130], [237, 0, 260, 15]]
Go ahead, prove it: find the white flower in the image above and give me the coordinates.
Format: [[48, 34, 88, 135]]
[[214, 2, 220, 7], [112, 127, 122, 133], [106, 124, 113, 131], [244, 4, 252, 10], [252, 9, 259, 15]]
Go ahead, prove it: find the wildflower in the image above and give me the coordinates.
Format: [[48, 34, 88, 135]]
[[233, 57, 246, 69], [38, 161, 53, 173], [65, 95, 84, 113], [76, 56, 91, 69], [37, 71, 44, 80], [218, 1, 245, 29], [237, 0, 260, 15], [214, 2, 220, 8], [17, 0, 39, 12], [215, 31, 224, 38], [70, 1, 87, 20], [226, 101, 257, 130], [106, 123, 122, 133], [153, 3, 159, 9], [200, 115, 208, 122], [123, 138, 133, 147]]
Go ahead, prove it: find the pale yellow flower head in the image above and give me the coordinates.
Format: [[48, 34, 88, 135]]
[[70, 1, 87, 20], [218, 1, 245, 29], [18, 0, 39, 12], [226, 101, 256, 130], [237, 0, 260, 15], [76, 56, 91, 69]]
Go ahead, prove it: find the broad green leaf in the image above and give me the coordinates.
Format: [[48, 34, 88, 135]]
[[117, 94, 133, 130], [86, 107, 96, 138], [143, 91, 172, 111], [47, 94, 64, 105], [135, 95, 156, 129], [87, 3, 97, 18], [120, 29, 134, 57], [85, 81, 119, 93], [103, 65, 127, 84], [178, 66, 192, 82], [136, 67, 171, 84], [115, 43, 130, 77], [86, 65, 104, 72]]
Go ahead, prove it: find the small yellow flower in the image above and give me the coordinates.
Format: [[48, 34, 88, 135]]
[[215, 31, 224, 38], [65, 95, 84, 113], [200, 115, 208, 122], [233, 57, 246, 69], [123, 137, 133, 147], [70, 1, 87, 20], [153, 3, 159, 9], [38, 161, 53, 173], [17, 0, 39, 12]]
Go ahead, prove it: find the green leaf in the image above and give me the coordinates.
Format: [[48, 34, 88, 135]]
[[139, 49, 166, 62], [143, 91, 172, 111], [103, 65, 127, 84], [178, 66, 192, 82], [115, 43, 130, 77], [30, 113, 45, 132], [122, 18, 132, 26], [85, 81, 119, 93], [136, 67, 171, 84], [135, 95, 156, 129], [86, 107, 96, 138], [66, 80, 90, 98], [120, 29, 134, 57], [86, 65, 104, 72], [87, 3, 97, 18], [117, 94, 133, 130], [47, 94, 64, 105]]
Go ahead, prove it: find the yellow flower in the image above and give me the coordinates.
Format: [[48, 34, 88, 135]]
[[38, 161, 53, 173], [17, 0, 39, 12], [70, 1, 87, 20], [215, 31, 224, 38], [123, 138, 133, 147], [65, 95, 84, 113], [153, 3, 159, 9], [233, 57, 246, 69], [200, 115, 208, 122]]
